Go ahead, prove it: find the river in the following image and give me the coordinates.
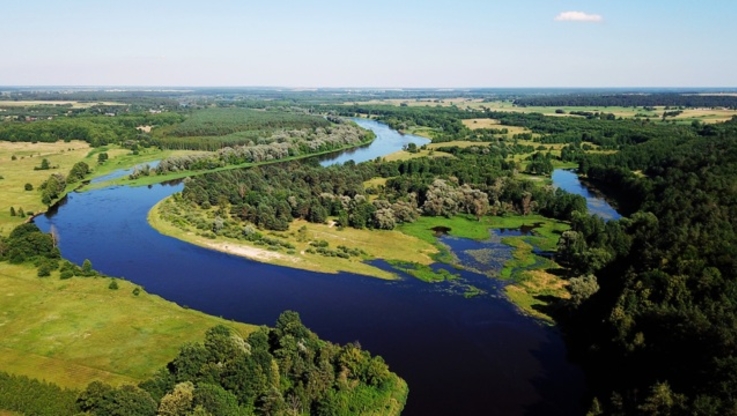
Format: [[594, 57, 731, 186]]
[[33, 120, 623, 415]]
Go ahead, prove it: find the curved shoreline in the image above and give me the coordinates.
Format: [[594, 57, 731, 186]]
[[146, 197, 434, 280]]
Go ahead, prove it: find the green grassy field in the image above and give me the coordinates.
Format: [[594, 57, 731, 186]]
[[0, 262, 255, 389]]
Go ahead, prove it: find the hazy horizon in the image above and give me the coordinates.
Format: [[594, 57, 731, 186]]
[[3, 0, 736, 88]]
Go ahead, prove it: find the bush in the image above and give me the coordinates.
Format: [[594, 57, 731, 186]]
[[37, 264, 51, 277], [108, 279, 119, 290], [24, 183, 33, 191]]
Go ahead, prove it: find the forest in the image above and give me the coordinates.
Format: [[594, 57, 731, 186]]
[[513, 93, 737, 109]]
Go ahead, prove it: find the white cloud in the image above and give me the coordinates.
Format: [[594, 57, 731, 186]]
[[554, 11, 603, 22]]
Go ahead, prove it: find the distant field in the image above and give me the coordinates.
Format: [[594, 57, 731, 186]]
[[352, 98, 737, 124], [0, 101, 123, 108], [381, 147, 452, 162], [0, 262, 255, 389]]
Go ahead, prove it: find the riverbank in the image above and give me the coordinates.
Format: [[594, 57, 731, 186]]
[[150, 192, 571, 322], [149, 197, 438, 280]]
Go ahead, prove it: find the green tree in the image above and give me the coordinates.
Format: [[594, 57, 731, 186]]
[[81, 259, 94, 276]]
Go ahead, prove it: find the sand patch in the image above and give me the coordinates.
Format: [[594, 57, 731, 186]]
[[205, 242, 297, 263]]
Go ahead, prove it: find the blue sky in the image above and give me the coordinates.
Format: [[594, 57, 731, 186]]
[[1, 0, 735, 87]]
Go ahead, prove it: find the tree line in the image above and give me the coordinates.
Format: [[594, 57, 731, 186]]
[[513, 93, 737, 109]]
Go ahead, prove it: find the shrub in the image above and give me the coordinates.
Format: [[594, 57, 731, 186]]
[[24, 183, 33, 191], [108, 279, 119, 290]]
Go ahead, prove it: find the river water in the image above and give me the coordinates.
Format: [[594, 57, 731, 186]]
[[32, 120, 623, 416]]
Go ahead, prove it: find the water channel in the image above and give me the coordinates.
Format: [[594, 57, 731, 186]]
[[35, 120, 621, 415]]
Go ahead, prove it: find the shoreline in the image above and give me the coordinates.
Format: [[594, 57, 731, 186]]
[[146, 198, 419, 280]]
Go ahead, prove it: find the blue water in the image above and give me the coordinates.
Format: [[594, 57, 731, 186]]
[[90, 160, 161, 184], [552, 169, 622, 220], [33, 121, 587, 416], [320, 118, 430, 166]]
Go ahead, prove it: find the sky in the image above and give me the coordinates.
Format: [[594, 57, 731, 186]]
[[1, 0, 735, 88]]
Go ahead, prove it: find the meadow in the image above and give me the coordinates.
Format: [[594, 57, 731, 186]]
[[0, 262, 254, 389]]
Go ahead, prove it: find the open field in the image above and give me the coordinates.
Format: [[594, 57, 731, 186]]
[[381, 147, 452, 162], [352, 98, 737, 124], [0, 140, 91, 233], [0, 101, 123, 108], [0, 140, 200, 235], [462, 119, 535, 136], [150, 199, 439, 280], [0, 262, 255, 389]]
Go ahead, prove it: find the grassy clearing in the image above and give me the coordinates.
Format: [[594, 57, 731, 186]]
[[381, 147, 452, 162], [0, 262, 255, 389], [0, 140, 91, 233], [403, 126, 435, 138], [462, 119, 533, 136], [149, 199, 438, 280]]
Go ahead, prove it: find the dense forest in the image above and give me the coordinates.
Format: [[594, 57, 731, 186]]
[[513, 93, 737, 109], [171, 149, 585, 239], [556, 117, 737, 415]]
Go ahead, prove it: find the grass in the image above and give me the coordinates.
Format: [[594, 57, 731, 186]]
[[386, 260, 460, 283], [462, 119, 534, 136], [381, 147, 452, 162], [149, 198, 438, 280], [0, 262, 255, 389], [0, 140, 92, 233]]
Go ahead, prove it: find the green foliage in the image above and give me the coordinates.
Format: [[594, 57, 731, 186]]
[[109, 279, 120, 290], [0, 111, 183, 147], [0, 371, 78, 416], [24, 182, 33, 191], [561, 118, 737, 413], [86, 311, 406, 416], [67, 161, 90, 183], [34, 158, 51, 170], [3, 223, 59, 264]]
